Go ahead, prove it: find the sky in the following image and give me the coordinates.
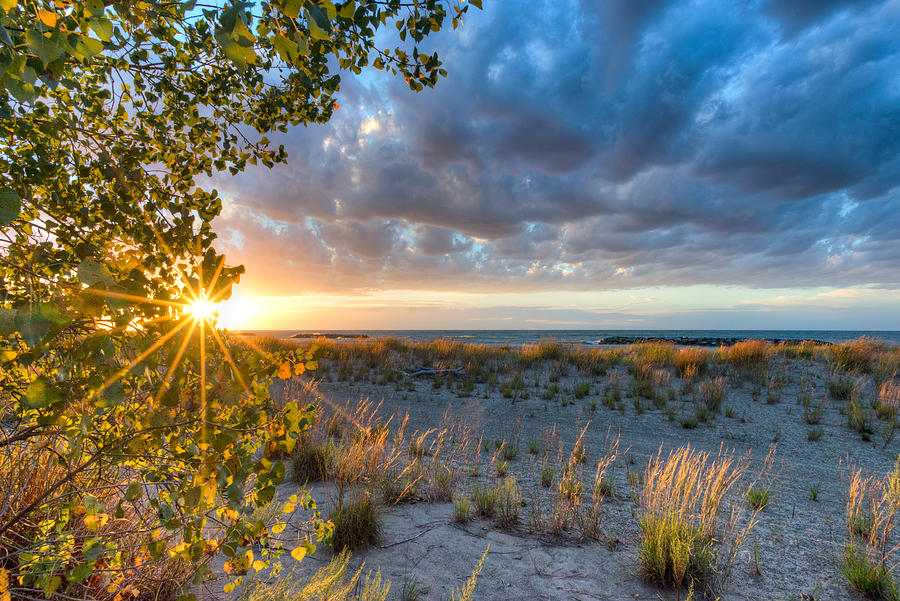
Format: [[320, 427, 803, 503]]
[[214, 0, 900, 331]]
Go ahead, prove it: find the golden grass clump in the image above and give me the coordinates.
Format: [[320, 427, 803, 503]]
[[774, 340, 829, 361], [571, 347, 622, 376], [876, 380, 900, 422], [842, 461, 900, 600], [495, 476, 523, 527], [237, 550, 389, 601], [631, 342, 676, 366], [327, 401, 400, 507], [519, 339, 569, 365], [292, 397, 476, 510], [675, 347, 711, 379], [830, 337, 888, 374], [576, 434, 619, 540], [726, 339, 772, 372], [638, 445, 754, 600], [874, 348, 900, 384], [696, 377, 727, 413]]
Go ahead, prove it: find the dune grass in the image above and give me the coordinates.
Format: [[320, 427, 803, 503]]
[[675, 347, 711, 379], [332, 493, 382, 552], [841, 461, 900, 600], [638, 445, 756, 600], [237, 551, 389, 601], [727, 339, 772, 373]]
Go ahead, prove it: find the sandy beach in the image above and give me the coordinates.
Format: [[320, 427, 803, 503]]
[[199, 337, 900, 601]]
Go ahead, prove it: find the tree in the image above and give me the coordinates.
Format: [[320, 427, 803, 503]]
[[0, 0, 479, 598]]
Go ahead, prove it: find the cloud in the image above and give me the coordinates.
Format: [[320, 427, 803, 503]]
[[212, 0, 900, 299]]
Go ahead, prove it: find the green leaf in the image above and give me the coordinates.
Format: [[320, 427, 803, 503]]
[[0, 23, 12, 47], [215, 28, 257, 71], [469, 0, 483, 8], [125, 482, 143, 501], [23, 377, 61, 409], [0, 307, 14, 335], [89, 18, 114, 42], [83, 537, 105, 562], [74, 34, 104, 58], [305, 6, 330, 40], [231, 18, 255, 46], [26, 29, 62, 67], [339, 1, 355, 19], [42, 576, 62, 597], [4, 77, 36, 103], [279, 0, 302, 19], [83, 0, 104, 18], [272, 34, 299, 63], [147, 539, 166, 559], [296, 32, 309, 56], [257, 484, 275, 505], [14, 309, 52, 346], [95, 380, 124, 408], [68, 563, 93, 583], [0, 188, 20, 225], [77, 258, 114, 286]]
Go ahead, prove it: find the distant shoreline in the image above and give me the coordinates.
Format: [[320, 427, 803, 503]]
[[229, 329, 900, 347]]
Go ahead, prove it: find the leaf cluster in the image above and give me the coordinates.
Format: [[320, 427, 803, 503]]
[[0, 0, 478, 597]]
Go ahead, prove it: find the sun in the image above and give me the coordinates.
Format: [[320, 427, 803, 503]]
[[186, 297, 219, 323]]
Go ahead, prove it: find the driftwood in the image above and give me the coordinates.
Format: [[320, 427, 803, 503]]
[[399, 367, 465, 378]]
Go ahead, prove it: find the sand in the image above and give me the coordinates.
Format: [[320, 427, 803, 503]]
[[204, 349, 898, 601]]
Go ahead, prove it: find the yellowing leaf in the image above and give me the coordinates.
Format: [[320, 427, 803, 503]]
[[240, 549, 254, 569], [42, 575, 62, 597], [37, 9, 57, 27], [0, 0, 16, 13], [277, 362, 291, 379], [83, 513, 109, 532], [271, 522, 286, 534], [293, 362, 305, 376], [252, 560, 266, 572], [290, 546, 306, 562]]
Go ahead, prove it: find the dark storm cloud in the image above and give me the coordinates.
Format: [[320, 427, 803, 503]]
[[215, 0, 900, 295], [762, 0, 883, 36]]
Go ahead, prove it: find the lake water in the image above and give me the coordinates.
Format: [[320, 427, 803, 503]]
[[235, 329, 900, 346]]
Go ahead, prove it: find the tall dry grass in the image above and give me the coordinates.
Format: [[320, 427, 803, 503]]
[[289, 397, 477, 509], [842, 461, 900, 600], [628, 342, 676, 371], [638, 445, 756, 600], [0, 439, 191, 600], [237, 550, 389, 601], [577, 434, 620, 541], [876, 380, 900, 423], [830, 337, 887, 374], [726, 340, 772, 372], [675, 347, 711, 379]]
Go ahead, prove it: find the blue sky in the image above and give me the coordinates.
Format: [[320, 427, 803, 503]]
[[214, 0, 900, 330]]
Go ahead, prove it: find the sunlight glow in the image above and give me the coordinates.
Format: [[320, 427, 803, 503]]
[[217, 292, 257, 330], [187, 297, 218, 323]]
